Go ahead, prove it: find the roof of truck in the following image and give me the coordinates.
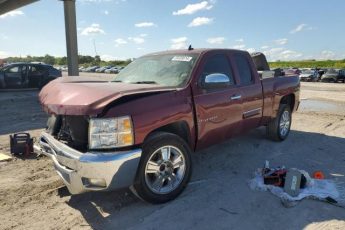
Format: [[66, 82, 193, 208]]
[[144, 48, 249, 57]]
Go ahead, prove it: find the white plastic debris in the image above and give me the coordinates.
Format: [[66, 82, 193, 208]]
[[248, 170, 345, 208]]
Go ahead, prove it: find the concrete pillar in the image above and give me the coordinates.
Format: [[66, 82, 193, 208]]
[[63, 0, 79, 76]]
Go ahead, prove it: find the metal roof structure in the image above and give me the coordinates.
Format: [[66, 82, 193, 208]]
[[0, 0, 38, 15], [0, 0, 79, 76]]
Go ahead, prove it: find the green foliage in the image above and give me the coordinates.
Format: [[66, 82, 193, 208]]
[[93, 55, 101, 65], [4, 54, 132, 67], [57, 56, 67, 65], [269, 60, 345, 69], [42, 54, 55, 65], [78, 55, 94, 64]]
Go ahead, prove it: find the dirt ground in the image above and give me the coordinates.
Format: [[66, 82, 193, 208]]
[[1, 81, 345, 230]]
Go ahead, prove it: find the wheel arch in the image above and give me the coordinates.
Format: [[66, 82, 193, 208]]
[[143, 121, 193, 150], [280, 93, 295, 112]]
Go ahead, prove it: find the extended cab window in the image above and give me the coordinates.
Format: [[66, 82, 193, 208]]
[[202, 54, 234, 85], [234, 54, 253, 85]]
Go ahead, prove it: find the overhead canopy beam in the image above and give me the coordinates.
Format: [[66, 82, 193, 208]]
[[0, 0, 38, 15], [0, 0, 79, 76]]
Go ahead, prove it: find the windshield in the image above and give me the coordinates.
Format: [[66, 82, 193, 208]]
[[326, 69, 337, 74], [285, 69, 295, 74], [113, 54, 199, 87], [302, 70, 313, 74]]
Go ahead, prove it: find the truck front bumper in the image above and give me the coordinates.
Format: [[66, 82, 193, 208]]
[[34, 132, 142, 194]]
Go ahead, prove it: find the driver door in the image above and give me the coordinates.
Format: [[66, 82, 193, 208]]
[[4, 65, 23, 88], [192, 52, 243, 150]]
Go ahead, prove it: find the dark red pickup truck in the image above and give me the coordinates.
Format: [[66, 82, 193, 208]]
[[36, 49, 300, 203]]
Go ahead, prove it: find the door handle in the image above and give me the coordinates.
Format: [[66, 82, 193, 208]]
[[230, 95, 242, 100]]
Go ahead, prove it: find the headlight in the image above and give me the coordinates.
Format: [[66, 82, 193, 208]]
[[89, 116, 134, 149]]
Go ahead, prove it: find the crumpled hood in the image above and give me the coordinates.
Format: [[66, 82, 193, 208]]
[[39, 76, 176, 115]]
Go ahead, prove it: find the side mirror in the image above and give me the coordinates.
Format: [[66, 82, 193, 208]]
[[202, 73, 230, 89]]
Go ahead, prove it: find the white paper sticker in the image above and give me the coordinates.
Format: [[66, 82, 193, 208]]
[[172, 56, 193, 62]]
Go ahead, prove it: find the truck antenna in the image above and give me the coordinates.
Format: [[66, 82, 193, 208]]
[[188, 45, 194, 51]]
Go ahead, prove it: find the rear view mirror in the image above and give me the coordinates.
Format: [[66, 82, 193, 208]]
[[202, 73, 230, 89]]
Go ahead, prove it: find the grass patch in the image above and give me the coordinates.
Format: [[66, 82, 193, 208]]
[[269, 60, 345, 69]]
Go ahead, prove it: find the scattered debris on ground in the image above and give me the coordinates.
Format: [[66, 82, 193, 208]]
[[249, 161, 345, 208], [0, 152, 12, 162]]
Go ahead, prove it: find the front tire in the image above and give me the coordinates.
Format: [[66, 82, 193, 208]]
[[133, 132, 192, 204], [267, 104, 292, 141]]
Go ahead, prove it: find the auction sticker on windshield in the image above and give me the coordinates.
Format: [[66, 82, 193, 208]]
[[172, 56, 193, 62]]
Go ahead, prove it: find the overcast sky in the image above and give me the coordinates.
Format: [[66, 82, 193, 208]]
[[0, 0, 344, 61]]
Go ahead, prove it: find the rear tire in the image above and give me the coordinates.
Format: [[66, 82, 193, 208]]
[[267, 104, 292, 141], [133, 132, 192, 204]]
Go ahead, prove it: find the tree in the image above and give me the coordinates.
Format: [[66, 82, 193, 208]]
[[79, 55, 94, 64], [57, 57, 67, 65], [94, 55, 101, 64], [43, 54, 55, 65]]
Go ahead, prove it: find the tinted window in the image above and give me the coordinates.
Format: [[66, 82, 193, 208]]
[[21, 65, 27, 75], [202, 54, 234, 85], [49, 67, 60, 76], [7, 66, 20, 73], [31, 65, 46, 74], [234, 54, 253, 85]]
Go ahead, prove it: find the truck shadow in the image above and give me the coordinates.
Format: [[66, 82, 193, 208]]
[[65, 128, 345, 230]]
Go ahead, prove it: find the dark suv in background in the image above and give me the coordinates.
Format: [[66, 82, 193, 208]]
[[0, 63, 62, 89]]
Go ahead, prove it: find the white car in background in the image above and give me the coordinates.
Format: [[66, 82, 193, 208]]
[[299, 69, 319, 82], [105, 66, 119, 74]]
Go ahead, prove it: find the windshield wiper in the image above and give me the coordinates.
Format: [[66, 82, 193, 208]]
[[131, 81, 158, 84], [112, 80, 122, 82]]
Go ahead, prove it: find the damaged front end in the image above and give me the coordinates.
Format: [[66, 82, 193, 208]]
[[46, 115, 89, 152], [35, 131, 141, 194], [35, 78, 176, 194], [35, 113, 141, 194]]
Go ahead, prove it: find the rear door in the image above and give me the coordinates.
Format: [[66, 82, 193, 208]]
[[28, 65, 46, 87], [192, 51, 243, 150], [232, 52, 264, 131]]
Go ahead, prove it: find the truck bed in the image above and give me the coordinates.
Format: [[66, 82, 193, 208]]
[[261, 75, 300, 125]]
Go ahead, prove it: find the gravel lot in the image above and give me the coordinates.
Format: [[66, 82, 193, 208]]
[[0, 81, 345, 230]]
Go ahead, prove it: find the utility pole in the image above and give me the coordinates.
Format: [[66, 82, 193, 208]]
[[93, 39, 98, 56]]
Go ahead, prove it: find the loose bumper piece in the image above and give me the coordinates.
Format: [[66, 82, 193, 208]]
[[34, 132, 142, 194]]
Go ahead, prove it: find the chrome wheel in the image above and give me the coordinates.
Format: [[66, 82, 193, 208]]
[[144, 146, 186, 194], [279, 110, 290, 137]]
